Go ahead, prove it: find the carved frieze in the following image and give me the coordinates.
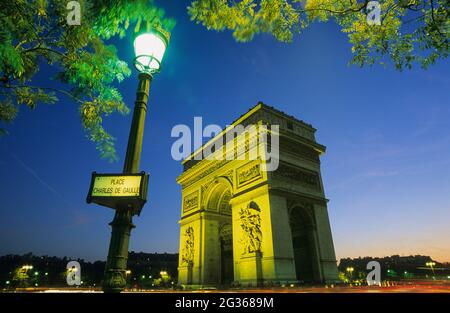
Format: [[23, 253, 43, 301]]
[[273, 163, 321, 191], [181, 160, 228, 189]]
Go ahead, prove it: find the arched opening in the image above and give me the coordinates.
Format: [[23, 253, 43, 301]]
[[205, 178, 233, 286], [289, 206, 319, 283], [219, 224, 233, 284], [207, 183, 232, 214]]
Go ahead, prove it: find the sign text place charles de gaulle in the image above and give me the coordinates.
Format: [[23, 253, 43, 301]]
[[86, 172, 149, 216]]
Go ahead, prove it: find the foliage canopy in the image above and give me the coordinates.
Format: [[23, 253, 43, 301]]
[[0, 0, 174, 160], [188, 0, 449, 69]]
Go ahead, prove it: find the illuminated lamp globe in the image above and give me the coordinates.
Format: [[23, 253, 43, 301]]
[[133, 26, 170, 75]]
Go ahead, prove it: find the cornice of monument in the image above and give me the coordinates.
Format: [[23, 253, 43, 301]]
[[182, 101, 318, 165], [177, 159, 229, 187]]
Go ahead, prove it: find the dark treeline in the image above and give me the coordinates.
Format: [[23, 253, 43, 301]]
[[0, 252, 178, 288], [338, 255, 450, 281], [1, 253, 449, 288]]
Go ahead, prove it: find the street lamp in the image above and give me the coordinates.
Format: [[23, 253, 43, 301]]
[[133, 27, 169, 75], [102, 24, 170, 294], [426, 261, 436, 277], [346, 267, 354, 282]]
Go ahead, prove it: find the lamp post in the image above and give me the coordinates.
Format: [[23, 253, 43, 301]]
[[102, 25, 170, 293], [346, 267, 354, 283], [426, 261, 436, 277]]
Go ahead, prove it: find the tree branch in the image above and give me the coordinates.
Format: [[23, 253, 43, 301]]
[[22, 46, 66, 57], [1, 84, 84, 104], [297, 1, 370, 15]]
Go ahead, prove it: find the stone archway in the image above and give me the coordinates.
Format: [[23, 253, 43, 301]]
[[178, 177, 234, 287], [204, 178, 232, 214], [289, 205, 321, 283], [219, 223, 233, 284], [204, 178, 233, 285], [177, 103, 340, 287]]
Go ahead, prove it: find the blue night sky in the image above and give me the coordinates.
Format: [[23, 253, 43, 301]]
[[1, 1, 449, 262]]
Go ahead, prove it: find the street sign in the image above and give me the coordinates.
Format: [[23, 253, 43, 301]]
[[86, 172, 149, 215], [91, 175, 142, 197]]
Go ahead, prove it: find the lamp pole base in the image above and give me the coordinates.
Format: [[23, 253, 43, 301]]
[[103, 269, 127, 293], [102, 209, 135, 293]]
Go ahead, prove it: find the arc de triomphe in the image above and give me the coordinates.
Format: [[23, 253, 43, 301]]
[[177, 102, 339, 287]]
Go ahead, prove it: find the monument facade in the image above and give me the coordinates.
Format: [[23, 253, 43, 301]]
[[177, 102, 339, 287]]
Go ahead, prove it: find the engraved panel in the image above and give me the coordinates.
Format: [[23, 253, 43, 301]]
[[183, 191, 199, 213], [236, 162, 262, 188]]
